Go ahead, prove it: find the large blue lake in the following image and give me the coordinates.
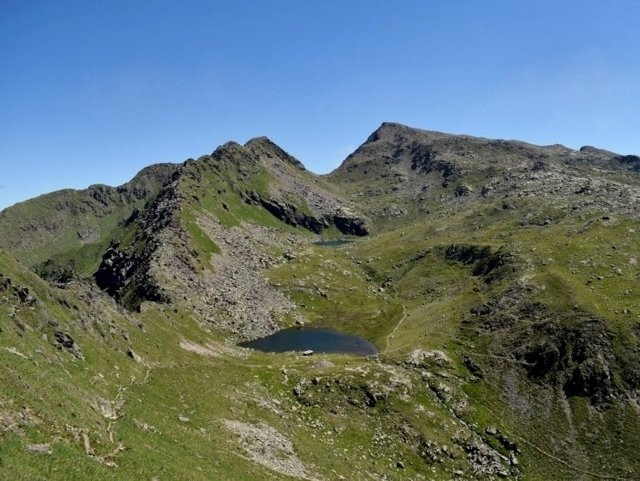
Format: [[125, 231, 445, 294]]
[[240, 327, 378, 356]]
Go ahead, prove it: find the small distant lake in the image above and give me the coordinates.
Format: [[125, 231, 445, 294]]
[[314, 239, 353, 247], [240, 327, 378, 356]]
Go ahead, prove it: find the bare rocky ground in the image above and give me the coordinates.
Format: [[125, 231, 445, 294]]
[[192, 215, 305, 339], [223, 419, 316, 480]]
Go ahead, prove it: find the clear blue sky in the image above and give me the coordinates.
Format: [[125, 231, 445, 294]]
[[1, 1, 639, 209]]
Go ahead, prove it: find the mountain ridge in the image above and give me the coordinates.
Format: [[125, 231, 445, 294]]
[[3, 124, 637, 217]]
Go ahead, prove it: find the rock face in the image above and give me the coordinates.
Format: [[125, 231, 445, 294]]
[[94, 179, 180, 310], [245, 191, 368, 236], [332, 211, 368, 236], [94, 242, 169, 310], [409, 143, 459, 182], [246, 192, 328, 233]]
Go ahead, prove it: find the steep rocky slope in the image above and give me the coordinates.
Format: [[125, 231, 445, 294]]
[[1, 125, 639, 480], [330, 122, 640, 228]]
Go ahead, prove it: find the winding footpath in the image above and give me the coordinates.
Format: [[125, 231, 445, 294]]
[[382, 287, 407, 355]]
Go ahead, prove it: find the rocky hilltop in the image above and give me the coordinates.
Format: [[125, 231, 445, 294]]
[[331, 122, 640, 224], [0, 124, 639, 480]]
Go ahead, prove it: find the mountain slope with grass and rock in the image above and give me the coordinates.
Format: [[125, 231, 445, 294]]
[[1, 124, 639, 480]]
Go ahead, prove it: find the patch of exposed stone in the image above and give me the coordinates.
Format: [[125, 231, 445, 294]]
[[192, 215, 303, 339], [481, 165, 640, 218], [53, 330, 84, 359], [25, 443, 53, 455], [0, 402, 41, 435], [179, 339, 243, 358], [443, 244, 517, 283], [0, 274, 37, 306], [223, 419, 315, 480]]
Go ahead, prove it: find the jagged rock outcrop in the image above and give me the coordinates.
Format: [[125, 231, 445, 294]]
[[94, 243, 169, 310], [53, 330, 84, 359], [94, 177, 181, 310], [0, 274, 37, 306]]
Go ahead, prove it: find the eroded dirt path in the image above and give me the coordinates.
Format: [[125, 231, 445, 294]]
[[382, 288, 407, 355]]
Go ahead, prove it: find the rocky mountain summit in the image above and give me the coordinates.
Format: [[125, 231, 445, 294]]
[[1, 124, 639, 480], [331, 122, 640, 224]]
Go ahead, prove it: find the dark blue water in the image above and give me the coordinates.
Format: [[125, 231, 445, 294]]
[[314, 239, 353, 247], [240, 327, 378, 356]]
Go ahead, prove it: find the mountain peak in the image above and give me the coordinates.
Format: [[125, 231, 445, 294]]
[[244, 135, 274, 146], [377, 121, 410, 131], [364, 122, 459, 147], [245, 136, 306, 170], [366, 122, 412, 142], [214, 140, 244, 153]]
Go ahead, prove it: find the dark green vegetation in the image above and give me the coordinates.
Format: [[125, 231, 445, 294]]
[[1, 123, 639, 480]]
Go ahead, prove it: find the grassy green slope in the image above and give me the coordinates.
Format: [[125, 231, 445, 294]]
[[0, 164, 178, 275], [0, 245, 504, 481], [293, 200, 639, 479]]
